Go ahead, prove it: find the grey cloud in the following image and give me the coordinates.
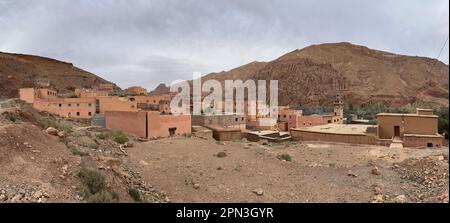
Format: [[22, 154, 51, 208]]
[[0, 0, 448, 90]]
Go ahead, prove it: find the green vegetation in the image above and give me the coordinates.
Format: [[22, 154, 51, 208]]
[[437, 107, 449, 139], [112, 132, 129, 144], [128, 188, 147, 202], [96, 132, 111, 140], [277, 153, 292, 162], [2, 111, 18, 122], [38, 114, 72, 133], [96, 131, 128, 144], [77, 168, 118, 203]]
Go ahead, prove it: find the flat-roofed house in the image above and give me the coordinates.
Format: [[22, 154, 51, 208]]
[[377, 108, 443, 147]]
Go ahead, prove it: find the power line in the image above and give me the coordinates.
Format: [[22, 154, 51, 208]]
[[437, 35, 449, 60]]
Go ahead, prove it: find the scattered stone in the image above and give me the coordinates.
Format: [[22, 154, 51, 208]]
[[437, 156, 444, 161], [45, 127, 58, 136], [252, 189, 264, 196], [138, 137, 148, 142], [139, 160, 149, 166], [0, 194, 6, 201], [243, 145, 250, 149], [216, 152, 227, 158], [124, 142, 134, 148], [33, 191, 43, 199], [371, 166, 381, 175], [98, 156, 121, 167], [372, 194, 384, 203], [10, 194, 23, 203], [373, 186, 382, 195], [57, 131, 66, 138], [347, 170, 358, 177], [393, 195, 407, 203], [193, 183, 200, 189]]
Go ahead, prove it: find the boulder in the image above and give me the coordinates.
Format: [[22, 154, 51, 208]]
[[393, 195, 407, 203], [57, 131, 66, 138], [45, 127, 58, 136]]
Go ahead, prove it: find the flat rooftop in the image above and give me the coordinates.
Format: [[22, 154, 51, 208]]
[[292, 124, 373, 135], [377, 113, 437, 118]]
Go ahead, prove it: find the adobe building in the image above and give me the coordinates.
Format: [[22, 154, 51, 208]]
[[97, 83, 115, 92], [377, 108, 443, 147], [291, 108, 444, 148], [105, 111, 191, 138], [126, 86, 147, 96], [19, 88, 96, 119], [98, 96, 138, 113], [192, 113, 246, 130], [74, 88, 109, 99]]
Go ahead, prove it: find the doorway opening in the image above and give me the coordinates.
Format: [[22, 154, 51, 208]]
[[169, 127, 177, 137], [394, 126, 400, 137]]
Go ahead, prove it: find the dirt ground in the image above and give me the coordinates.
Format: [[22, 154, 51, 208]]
[[124, 136, 449, 203], [1, 103, 448, 203]]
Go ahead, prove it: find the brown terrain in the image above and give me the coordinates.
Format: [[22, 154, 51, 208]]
[[202, 42, 449, 108], [0, 101, 448, 203], [149, 83, 171, 96], [0, 52, 119, 99]]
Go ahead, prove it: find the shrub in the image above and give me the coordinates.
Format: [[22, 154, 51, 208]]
[[2, 111, 18, 122], [112, 132, 129, 144], [78, 168, 106, 194], [128, 188, 144, 202], [277, 153, 292, 162], [96, 132, 110, 140], [87, 190, 116, 203], [71, 147, 90, 156]]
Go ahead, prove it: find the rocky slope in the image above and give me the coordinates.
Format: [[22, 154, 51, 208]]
[[202, 42, 449, 108], [0, 52, 119, 99]]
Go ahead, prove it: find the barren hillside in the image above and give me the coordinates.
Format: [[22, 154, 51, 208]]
[[203, 42, 449, 108], [0, 52, 119, 99]]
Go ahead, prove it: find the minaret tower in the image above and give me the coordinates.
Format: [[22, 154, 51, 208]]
[[332, 78, 345, 124]]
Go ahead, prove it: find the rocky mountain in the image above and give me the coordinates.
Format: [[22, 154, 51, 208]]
[[149, 83, 171, 96], [202, 42, 449, 108], [0, 52, 119, 99]]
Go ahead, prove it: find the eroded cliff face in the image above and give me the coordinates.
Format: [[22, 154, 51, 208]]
[[202, 42, 449, 108]]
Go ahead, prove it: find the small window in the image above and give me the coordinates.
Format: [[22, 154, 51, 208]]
[[76, 112, 80, 116], [59, 104, 62, 107], [77, 103, 80, 107], [88, 103, 92, 106], [283, 115, 286, 118], [309, 122, 312, 125], [88, 112, 92, 116], [235, 118, 238, 122], [427, 143, 433, 148], [241, 117, 244, 121], [68, 103, 71, 107], [328, 120, 331, 123]]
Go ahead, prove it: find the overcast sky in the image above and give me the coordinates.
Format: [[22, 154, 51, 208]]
[[0, 0, 448, 90]]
